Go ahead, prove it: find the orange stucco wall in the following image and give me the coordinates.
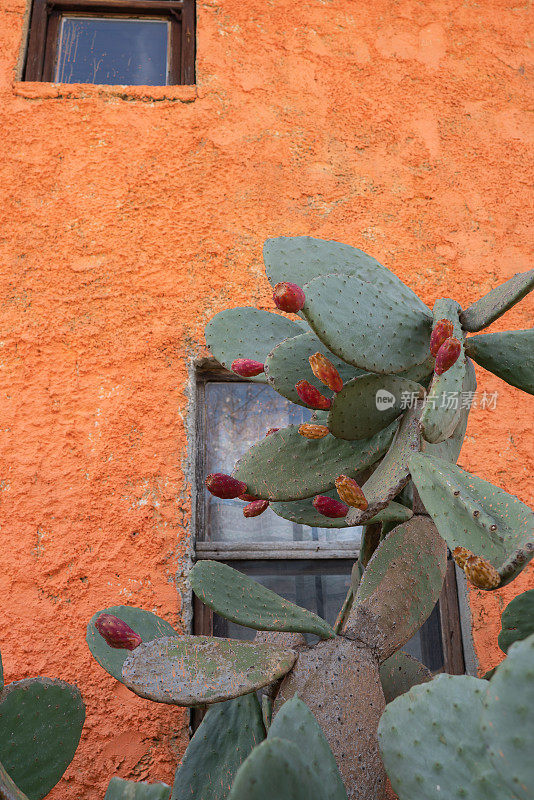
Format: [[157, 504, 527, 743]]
[[0, 0, 532, 796]]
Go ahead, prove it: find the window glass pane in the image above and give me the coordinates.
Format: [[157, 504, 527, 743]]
[[55, 17, 169, 86], [204, 381, 362, 544]]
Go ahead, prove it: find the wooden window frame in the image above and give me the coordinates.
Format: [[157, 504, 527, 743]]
[[24, 0, 195, 84]]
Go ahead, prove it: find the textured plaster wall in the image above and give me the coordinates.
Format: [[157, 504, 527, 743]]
[[0, 0, 532, 796]]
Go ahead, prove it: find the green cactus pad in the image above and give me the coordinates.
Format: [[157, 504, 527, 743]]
[[0, 678, 85, 800], [121, 636, 297, 706], [172, 694, 265, 800], [421, 299, 466, 444], [233, 418, 399, 501], [190, 561, 335, 638], [422, 357, 476, 464], [345, 401, 423, 526], [87, 605, 178, 685], [300, 273, 432, 374], [271, 494, 412, 528], [378, 674, 511, 800], [498, 590, 534, 653], [350, 517, 447, 660], [263, 236, 430, 316], [264, 331, 361, 406], [205, 308, 304, 382], [460, 269, 534, 332], [328, 374, 424, 440], [228, 737, 333, 800], [482, 633, 534, 799], [268, 696, 346, 800], [0, 761, 30, 800], [465, 329, 534, 395], [409, 453, 534, 586], [104, 777, 170, 800], [379, 651, 431, 704]]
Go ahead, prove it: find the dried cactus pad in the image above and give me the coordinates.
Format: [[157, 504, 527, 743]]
[[233, 419, 399, 501], [271, 494, 412, 529], [104, 777, 171, 800], [409, 453, 534, 586], [122, 636, 297, 706], [301, 273, 432, 374], [87, 605, 178, 684], [498, 589, 534, 653], [171, 694, 265, 800], [190, 560, 335, 639], [460, 268, 534, 332], [263, 236, 429, 316], [205, 307, 304, 382], [0, 762, 30, 800], [465, 329, 534, 395], [0, 678, 85, 800], [379, 651, 431, 704]]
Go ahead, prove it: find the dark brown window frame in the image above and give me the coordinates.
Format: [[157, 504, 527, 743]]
[[24, 0, 195, 84]]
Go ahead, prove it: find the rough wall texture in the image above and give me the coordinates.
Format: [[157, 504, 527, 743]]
[[0, 0, 532, 796]]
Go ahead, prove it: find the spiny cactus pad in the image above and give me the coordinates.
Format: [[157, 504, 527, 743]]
[[348, 517, 447, 660], [421, 299, 466, 443], [328, 374, 423, 440], [465, 329, 534, 395], [0, 761, 30, 800], [268, 697, 347, 800], [409, 453, 534, 586], [379, 651, 431, 704], [263, 236, 429, 316], [121, 636, 297, 706], [233, 419, 399, 501], [104, 777, 171, 800], [0, 678, 85, 800], [498, 589, 534, 653], [205, 308, 304, 382], [459, 268, 534, 332], [264, 331, 361, 406], [171, 694, 265, 800], [228, 737, 334, 800], [87, 605, 177, 684], [422, 356, 476, 464], [301, 273, 432, 374], [190, 560, 335, 638], [271, 493, 412, 528]]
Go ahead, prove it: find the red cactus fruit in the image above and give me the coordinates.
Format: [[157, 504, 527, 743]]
[[266, 427, 280, 436], [231, 358, 265, 377], [430, 319, 454, 357], [243, 499, 269, 518], [95, 614, 142, 650], [295, 380, 332, 410], [464, 555, 501, 590], [434, 337, 461, 376], [309, 352, 343, 393], [273, 282, 306, 313], [298, 423, 329, 439], [335, 475, 368, 510], [313, 495, 349, 518], [239, 492, 260, 502], [205, 473, 247, 499]]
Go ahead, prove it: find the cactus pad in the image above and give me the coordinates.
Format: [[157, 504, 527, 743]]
[[328, 374, 423, 440], [172, 694, 265, 800], [268, 697, 347, 800], [121, 636, 297, 706], [379, 651, 431, 704], [409, 453, 534, 586], [264, 331, 361, 406], [233, 419, 399, 501], [0, 762, 30, 800], [0, 678, 85, 800], [205, 308, 304, 382], [301, 273, 432, 374], [422, 356, 476, 463], [87, 605, 177, 684], [465, 329, 534, 395], [190, 561, 334, 638], [271, 493, 412, 528], [460, 268, 534, 332], [498, 590, 534, 653], [104, 777, 171, 800]]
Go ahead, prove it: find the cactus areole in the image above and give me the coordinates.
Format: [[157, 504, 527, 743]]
[[88, 238, 534, 800]]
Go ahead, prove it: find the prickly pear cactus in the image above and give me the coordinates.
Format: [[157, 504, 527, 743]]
[[104, 777, 171, 800]]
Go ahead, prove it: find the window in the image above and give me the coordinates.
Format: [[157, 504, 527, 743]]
[[24, 0, 195, 84], [194, 368, 465, 703]]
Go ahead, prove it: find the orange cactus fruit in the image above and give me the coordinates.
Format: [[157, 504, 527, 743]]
[[464, 555, 501, 590], [452, 546, 473, 570], [430, 319, 454, 357], [298, 423, 329, 439], [309, 352, 343, 393], [243, 499, 269, 518], [335, 475, 368, 509]]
